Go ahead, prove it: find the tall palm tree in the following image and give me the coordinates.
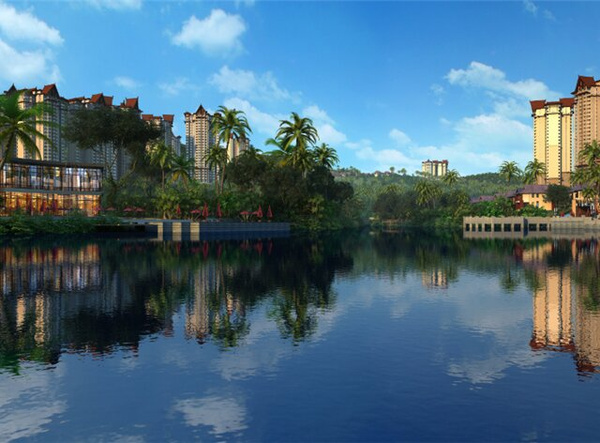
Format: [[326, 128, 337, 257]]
[[313, 143, 339, 169], [148, 141, 173, 190], [211, 106, 252, 193], [442, 169, 460, 187], [414, 179, 442, 209], [0, 90, 52, 173], [275, 112, 319, 176], [169, 153, 194, 185], [204, 145, 228, 194], [499, 161, 522, 185], [523, 159, 546, 185]]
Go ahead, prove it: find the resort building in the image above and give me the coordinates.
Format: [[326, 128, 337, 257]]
[[530, 98, 574, 185], [142, 114, 183, 155], [0, 158, 103, 216], [510, 184, 553, 211], [421, 159, 448, 177], [572, 75, 600, 166]]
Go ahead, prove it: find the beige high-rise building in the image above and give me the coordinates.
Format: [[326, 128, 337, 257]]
[[572, 75, 600, 167], [184, 105, 215, 183], [530, 98, 573, 185], [421, 159, 448, 177]]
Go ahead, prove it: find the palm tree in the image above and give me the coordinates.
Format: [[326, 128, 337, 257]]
[[148, 141, 173, 190], [211, 106, 252, 193], [414, 179, 442, 209], [0, 90, 52, 173], [204, 145, 228, 194], [523, 159, 546, 185], [499, 161, 522, 184], [572, 140, 600, 212], [442, 169, 460, 187], [275, 112, 319, 176], [313, 143, 339, 169], [169, 153, 194, 185]]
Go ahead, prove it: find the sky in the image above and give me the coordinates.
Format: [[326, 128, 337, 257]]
[[0, 0, 596, 175]]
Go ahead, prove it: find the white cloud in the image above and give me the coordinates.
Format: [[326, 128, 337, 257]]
[[430, 83, 445, 105], [0, 39, 60, 84], [223, 97, 282, 138], [158, 77, 199, 96], [318, 123, 347, 145], [84, 0, 142, 10], [114, 76, 141, 90], [172, 10, 246, 57], [209, 66, 294, 101], [389, 128, 411, 147], [446, 61, 560, 101], [303, 105, 334, 125], [523, 0, 538, 15], [0, 2, 63, 45]]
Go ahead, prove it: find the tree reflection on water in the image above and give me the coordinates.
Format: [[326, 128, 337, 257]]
[[1, 231, 600, 375]]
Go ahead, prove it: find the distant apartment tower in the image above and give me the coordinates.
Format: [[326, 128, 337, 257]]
[[530, 98, 573, 185], [572, 75, 600, 166], [184, 105, 215, 183], [142, 114, 183, 155], [422, 159, 448, 177]]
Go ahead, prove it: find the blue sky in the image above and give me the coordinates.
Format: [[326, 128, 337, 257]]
[[0, 0, 596, 175]]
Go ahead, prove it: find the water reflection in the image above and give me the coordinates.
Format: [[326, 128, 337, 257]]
[[1, 233, 600, 378]]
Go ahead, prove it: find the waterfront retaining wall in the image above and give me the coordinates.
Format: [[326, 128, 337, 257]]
[[463, 216, 600, 239]]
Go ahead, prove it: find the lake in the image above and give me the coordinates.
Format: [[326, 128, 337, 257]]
[[1, 230, 600, 441]]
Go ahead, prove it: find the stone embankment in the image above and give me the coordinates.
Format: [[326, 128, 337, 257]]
[[463, 216, 600, 239]]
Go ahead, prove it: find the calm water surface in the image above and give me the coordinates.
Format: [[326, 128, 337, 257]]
[[1, 231, 600, 441]]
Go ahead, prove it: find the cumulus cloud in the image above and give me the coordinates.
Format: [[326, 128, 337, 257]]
[[172, 10, 246, 57], [389, 128, 411, 147], [223, 97, 282, 137], [0, 39, 60, 84], [0, 2, 63, 45], [114, 75, 141, 90], [301, 105, 347, 146], [84, 0, 142, 10], [303, 105, 334, 125], [209, 66, 295, 102]]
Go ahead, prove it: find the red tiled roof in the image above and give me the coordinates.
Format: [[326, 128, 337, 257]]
[[573, 75, 597, 94], [141, 114, 154, 121], [530, 100, 546, 111], [163, 114, 174, 123], [560, 97, 574, 107], [122, 97, 139, 110], [105, 96, 113, 106], [42, 84, 58, 95], [91, 93, 104, 104]]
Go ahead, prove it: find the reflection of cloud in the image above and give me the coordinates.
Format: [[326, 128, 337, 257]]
[[0, 368, 66, 441], [173, 395, 247, 435]]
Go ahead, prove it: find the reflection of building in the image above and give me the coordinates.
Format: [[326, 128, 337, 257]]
[[530, 98, 573, 185], [185, 262, 216, 343], [0, 158, 102, 215], [421, 269, 448, 289], [526, 241, 600, 374], [421, 159, 447, 177]]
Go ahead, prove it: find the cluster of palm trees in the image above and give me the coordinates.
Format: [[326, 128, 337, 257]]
[[147, 141, 194, 189], [498, 159, 546, 185], [205, 108, 340, 193]]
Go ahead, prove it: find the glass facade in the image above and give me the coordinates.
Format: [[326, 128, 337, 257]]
[[0, 159, 102, 216]]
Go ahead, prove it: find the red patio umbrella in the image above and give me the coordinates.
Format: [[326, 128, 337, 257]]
[[256, 205, 263, 219], [124, 207, 134, 212], [202, 201, 209, 218], [135, 207, 145, 213], [267, 205, 273, 220], [176, 204, 181, 217]]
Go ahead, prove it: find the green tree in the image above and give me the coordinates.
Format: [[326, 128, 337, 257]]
[[572, 140, 600, 211], [442, 169, 460, 187], [0, 90, 52, 173], [524, 159, 546, 185], [313, 143, 339, 169], [169, 153, 194, 185], [275, 112, 319, 176], [204, 145, 228, 194], [414, 179, 442, 209], [499, 161, 522, 185], [148, 141, 173, 190], [545, 184, 571, 214], [211, 106, 252, 193], [64, 106, 160, 181]]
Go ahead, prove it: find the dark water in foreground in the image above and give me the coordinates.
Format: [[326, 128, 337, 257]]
[[1, 231, 600, 441]]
